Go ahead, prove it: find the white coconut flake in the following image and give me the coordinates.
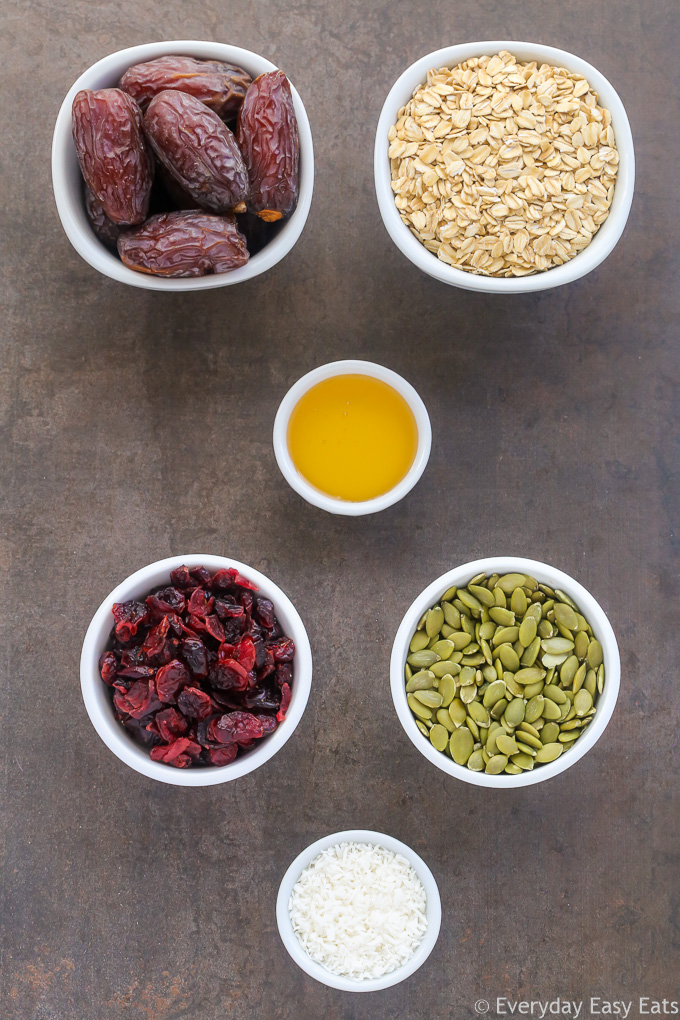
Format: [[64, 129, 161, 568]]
[[288, 841, 428, 980]]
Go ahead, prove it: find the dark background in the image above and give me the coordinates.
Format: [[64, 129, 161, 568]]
[[2, 1, 679, 1018]]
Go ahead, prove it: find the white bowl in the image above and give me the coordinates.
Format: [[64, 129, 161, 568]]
[[391, 557, 620, 787], [80, 554, 313, 785], [276, 829, 442, 991], [52, 40, 314, 291], [272, 360, 432, 516], [374, 41, 635, 293]]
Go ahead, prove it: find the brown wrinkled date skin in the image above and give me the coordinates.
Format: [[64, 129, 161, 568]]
[[72, 88, 153, 225], [237, 70, 300, 221], [84, 186, 124, 249], [99, 565, 295, 768], [118, 211, 249, 278], [144, 91, 249, 214], [119, 55, 251, 120]]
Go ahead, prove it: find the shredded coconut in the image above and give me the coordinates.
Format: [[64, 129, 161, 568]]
[[288, 841, 428, 980]]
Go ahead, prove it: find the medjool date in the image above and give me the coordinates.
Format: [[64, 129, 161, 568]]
[[84, 186, 124, 248], [72, 88, 153, 224], [103, 565, 295, 767], [237, 70, 299, 221], [118, 211, 249, 278], [144, 91, 249, 214], [119, 55, 251, 119]]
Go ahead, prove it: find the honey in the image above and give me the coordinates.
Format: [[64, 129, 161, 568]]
[[287, 374, 418, 502]]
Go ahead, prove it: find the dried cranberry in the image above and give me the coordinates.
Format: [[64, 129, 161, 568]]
[[207, 744, 238, 766], [156, 659, 189, 703], [141, 615, 169, 659], [153, 707, 189, 742], [240, 591, 255, 616], [255, 597, 275, 629], [234, 635, 256, 671], [120, 646, 147, 668], [212, 710, 264, 745], [112, 600, 149, 642], [117, 664, 156, 680], [214, 598, 245, 620], [243, 684, 280, 712], [190, 565, 211, 586], [187, 586, 214, 617], [211, 657, 249, 691], [181, 637, 209, 677], [170, 565, 193, 588], [99, 650, 119, 685], [177, 686, 215, 720], [150, 737, 201, 767], [276, 682, 292, 722], [147, 586, 185, 616], [123, 715, 163, 749], [204, 615, 226, 642], [270, 638, 295, 663], [114, 678, 162, 719], [275, 663, 293, 687], [255, 713, 278, 734]]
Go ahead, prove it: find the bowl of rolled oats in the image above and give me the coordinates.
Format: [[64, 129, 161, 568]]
[[374, 42, 634, 292]]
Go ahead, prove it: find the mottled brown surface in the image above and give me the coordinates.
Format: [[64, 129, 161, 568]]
[[2, 1, 679, 1018]]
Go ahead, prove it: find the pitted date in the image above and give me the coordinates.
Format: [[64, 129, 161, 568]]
[[237, 70, 299, 222], [119, 55, 251, 119], [72, 88, 153, 225], [144, 90, 249, 214], [84, 186, 124, 249], [118, 211, 249, 277]]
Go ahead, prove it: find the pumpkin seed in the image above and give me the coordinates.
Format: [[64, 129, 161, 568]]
[[542, 636, 575, 655], [523, 679, 545, 699], [511, 752, 534, 770], [535, 742, 563, 763], [407, 694, 433, 721], [466, 717, 480, 741], [493, 626, 520, 646], [572, 663, 587, 694], [450, 727, 474, 765], [468, 701, 490, 727], [496, 733, 519, 756], [449, 699, 467, 727], [560, 655, 579, 686], [483, 680, 507, 709], [436, 708, 456, 733], [560, 718, 585, 732], [544, 684, 567, 704], [525, 695, 545, 723], [413, 689, 444, 709], [441, 585, 457, 602], [410, 630, 430, 652], [468, 583, 495, 607], [597, 664, 605, 694], [443, 602, 461, 628], [542, 652, 569, 669], [432, 659, 458, 678], [517, 731, 542, 750], [574, 689, 593, 716], [489, 606, 515, 626], [516, 741, 537, 756], [504, 697, 526, 728], [493, 587, 507, 608], [491, 698, 509, 720], [485, 754, 509, 775], [514, 667, 545, 684], [541, 722, 560, 744], [426, 606, 444, 637], [496, 573, 527, 593], [406, 669, 436, 692], [408, 649, 440, 668], [504, 763, 523, 775], [416, 719, 430, 738], [574, 631, 589, 660], [558, 732, 578, 744], [587, 639, 604, 668], [438, 674, 456, 706], [430, 639, 453, 659], [520, 635, 542, 666], [553, 602, 579, 630], [498, 644, 521, 671], [504, 673, 525, 697], [538, 619, 554, 639], [518, 616, 538, 648], [429, 724, 449, 752], [467, 748, 485, 771], [541, 698, 562, 721], [511, 587, 528, 616], [518, 721, 541, 739], [460, 683, 477, 704], [458, 589, 482, 614], [449, 631, 472, 651]]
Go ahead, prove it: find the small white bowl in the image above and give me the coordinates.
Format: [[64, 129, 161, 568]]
[[52, 40, 314, 291], [80, 554, 312, 786], [374, 41, 635, 293], [276, 829, 442, 991], [391, 557, 620, 787], [272, 360, 432, 516]]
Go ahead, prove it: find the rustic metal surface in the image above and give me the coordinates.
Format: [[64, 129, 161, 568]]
[[2, 1, 679, 1017]]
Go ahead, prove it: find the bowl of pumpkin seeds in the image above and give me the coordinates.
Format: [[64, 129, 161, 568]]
[[390, 558, 620, 787]]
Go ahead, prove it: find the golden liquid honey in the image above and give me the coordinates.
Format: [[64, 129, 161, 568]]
[[287, 374, 419, 502]]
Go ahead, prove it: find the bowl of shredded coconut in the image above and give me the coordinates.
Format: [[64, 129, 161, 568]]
[[276, 829, 441, 991]]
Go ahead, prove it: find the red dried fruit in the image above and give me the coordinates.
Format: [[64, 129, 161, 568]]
[[155, 659, 189, 703], [271, 637, 295, 662], [150, 737, 201, 768], [178, 686, 215, 721], [153, 707, 189, 742], [207, 744, 238, 766], [101, 564, 293, 767], [111, 600, 149, 642], [84, 185, 124, 248], [187, 587, 214, 618], [99, 651, 119, 685], [181, 637, 209, 678], [118, 211, 249, 278], [237, 70, 300, 222], [119, 55, 251, 119], [276, 682, 292, 722], [212, 711, 264, 745], [144, 91, 249, 214], [72, 88, 153, 225]]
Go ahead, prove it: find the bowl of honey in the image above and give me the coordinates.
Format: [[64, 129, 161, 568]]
[[273, 360, 431, 515]]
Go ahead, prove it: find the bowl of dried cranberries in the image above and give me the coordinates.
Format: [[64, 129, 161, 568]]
[[52, 40, 314, 291], [80, 555, 313, 785]]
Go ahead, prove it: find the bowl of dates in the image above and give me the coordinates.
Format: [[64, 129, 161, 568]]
[[80, 555, 313, 785], [52, 41, 314, 290]]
